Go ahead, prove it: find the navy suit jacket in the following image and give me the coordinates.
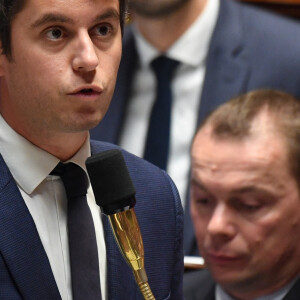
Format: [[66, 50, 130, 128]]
[[183, 269, 300, 300], [90, 0, 300, 256], [0, 141, 184, 300]]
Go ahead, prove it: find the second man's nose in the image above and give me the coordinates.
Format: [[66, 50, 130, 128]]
[[207, 203, 237, 238]]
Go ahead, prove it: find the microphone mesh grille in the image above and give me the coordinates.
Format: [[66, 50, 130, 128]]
[[85, 149, 136, 209]]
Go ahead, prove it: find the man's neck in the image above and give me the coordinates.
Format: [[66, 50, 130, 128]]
[[32, 132, 89, 162], [134, 0, 208, 52], [3, 113, 88, 161]]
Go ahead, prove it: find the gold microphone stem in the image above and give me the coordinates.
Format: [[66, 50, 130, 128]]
[[134, 269, 155, 300], [108, 208, 156, 300]]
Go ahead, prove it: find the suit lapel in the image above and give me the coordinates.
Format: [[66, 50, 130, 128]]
[[0, 154, 61, 299], [198, 0, 250, 125], [90, 27, 139, 144]]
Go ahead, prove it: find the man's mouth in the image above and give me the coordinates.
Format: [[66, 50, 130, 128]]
[[205, 251, 245, 266], [69, 85, 103, 96], [78, 88, 96, 95]]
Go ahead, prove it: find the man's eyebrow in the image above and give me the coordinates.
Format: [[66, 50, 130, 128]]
[[232, 186, 256, 193], [191, 178, 207, 191], [191, 180, 273, 196], [230, 186, 274, 196], [31, 8, 120, 29], [31, 13, 74, 28], [93, 8, 120, 23]]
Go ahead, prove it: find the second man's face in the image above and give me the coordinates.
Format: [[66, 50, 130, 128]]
[[190, 116, 300, 298], [0, 0, 122, 140]]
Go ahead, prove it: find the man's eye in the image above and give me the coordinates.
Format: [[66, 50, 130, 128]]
[[196, 198, 211, 206], [46, 28, 63, 40], [96, 25, 110, 36], [238, 202, 262, 212]]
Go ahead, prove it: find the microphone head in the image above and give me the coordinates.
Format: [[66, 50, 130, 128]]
[[85, 149, 136, 215]]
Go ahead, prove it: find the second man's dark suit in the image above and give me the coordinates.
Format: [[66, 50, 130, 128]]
[[183, 269, 300, 300], [91, 0, 300, 256]]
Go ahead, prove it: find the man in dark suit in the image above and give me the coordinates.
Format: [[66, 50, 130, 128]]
[[90, 0, 300, 256], [0, 0, 183, 299], [185, 89, 300, 300]]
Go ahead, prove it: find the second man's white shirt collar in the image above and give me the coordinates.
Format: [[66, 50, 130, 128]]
[[133, 0, 220, 68]]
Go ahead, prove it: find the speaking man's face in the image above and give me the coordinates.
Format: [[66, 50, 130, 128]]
[[190, 112, 300, 299], [0, 0, 122, 142]]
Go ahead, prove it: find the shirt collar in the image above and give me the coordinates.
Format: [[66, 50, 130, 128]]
[[134, 0, 220, 68], [0, 114, 91, 195]]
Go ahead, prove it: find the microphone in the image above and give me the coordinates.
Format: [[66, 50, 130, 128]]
[[86, 149, 155, 300]]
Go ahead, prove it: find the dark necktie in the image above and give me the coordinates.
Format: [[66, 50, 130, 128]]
[[51, 162, 101, 300], [143, 56, 179, 170]]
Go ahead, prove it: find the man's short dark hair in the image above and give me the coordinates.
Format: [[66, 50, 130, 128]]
[[199, 89, 300, 188], [0, 0, 127, 58]]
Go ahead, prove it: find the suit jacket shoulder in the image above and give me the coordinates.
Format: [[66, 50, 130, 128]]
[[199, 0, 300, 123]]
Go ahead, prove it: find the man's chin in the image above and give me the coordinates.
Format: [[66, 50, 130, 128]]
[[74, 113, 105, 131], [210, 266, 245, 286], [86, 118, 103, 131], [62, 119, 102, 134]]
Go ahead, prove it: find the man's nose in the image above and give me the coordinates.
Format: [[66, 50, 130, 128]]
[[207, 204, 236, 238], [72, 31, 99, 72]]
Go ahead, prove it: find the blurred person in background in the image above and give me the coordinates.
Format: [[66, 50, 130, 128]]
[[90, 0, 300, 256]]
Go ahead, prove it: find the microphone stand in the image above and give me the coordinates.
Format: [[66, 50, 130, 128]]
[[86, 149, 156, 300], [108, 208, 155, 300]]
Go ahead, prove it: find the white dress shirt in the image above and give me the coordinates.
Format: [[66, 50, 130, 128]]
[[119, 0, 220, 206], [0, 114, 107, 300]]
